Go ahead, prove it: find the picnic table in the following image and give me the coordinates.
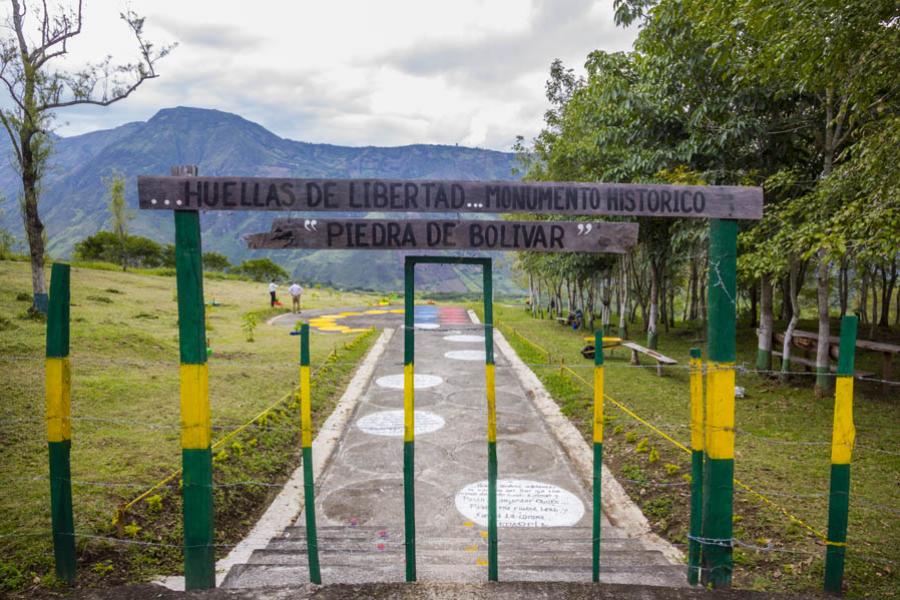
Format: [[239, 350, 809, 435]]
[[774, 329, 899, 391]]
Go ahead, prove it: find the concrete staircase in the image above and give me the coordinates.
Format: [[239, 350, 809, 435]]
[[222, 526, 684, 588]]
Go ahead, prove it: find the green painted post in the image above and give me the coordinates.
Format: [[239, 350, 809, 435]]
[[701, 219, 737, 588], [174, 170, 215, 589], [688, 347, 704, 585], [824, 315, 857, 595], [46, 263, 75, 584], [484, 261, 498, 582], [299, 324, 321, 584], [403, 257, 416, 582], [592, 331, 604, 583]]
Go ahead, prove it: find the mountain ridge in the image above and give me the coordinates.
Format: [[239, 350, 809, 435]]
[[0, 106, 522, 292]]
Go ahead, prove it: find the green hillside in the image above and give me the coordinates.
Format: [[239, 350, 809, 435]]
[[0, 107, 522, 293]]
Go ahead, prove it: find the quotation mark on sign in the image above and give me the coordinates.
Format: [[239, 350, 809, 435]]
[[304, 219, 318, 231], [576, 223, 593, 235]]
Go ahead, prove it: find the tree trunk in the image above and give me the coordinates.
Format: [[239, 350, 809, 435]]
[[22, 136, 47, 312], [659, 273, 669, 333], [858, 268, 868, 325], [780, 274, 792, 322], [699, 267, 707, 325], [749, 280, 758, 328], [619, 257, 628, 338], [781, 260, 802, 381], [879, 258, 897, 328], [756, 274, 774, 373], [815, 251, 831, 396], [668, 279, 675, 328], [647, 260, 660, 349], [838, 257, 849, 318], [870, 266, 878, 338]]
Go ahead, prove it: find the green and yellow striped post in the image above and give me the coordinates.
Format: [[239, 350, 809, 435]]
[[592, 331, 604, 583], [824, 315, 857, 595], [174, 200, 215, 589], [688, 347, 704, 585], [483, 261, 498, 582], [299, 323, 322, 584], [701, 219, 737, 588], [403, 257, 417, 582], [46, 263, 75, 584]]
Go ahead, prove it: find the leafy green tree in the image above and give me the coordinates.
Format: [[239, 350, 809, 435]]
[[235, 258, 288, 283], [106, 173, 131, 271], [202, 252, 231, 272]]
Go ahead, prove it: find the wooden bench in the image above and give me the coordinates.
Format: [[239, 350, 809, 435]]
[[620, 341, 678, 377], [774, 330, 891, 387], [772, 350, 875, 379]]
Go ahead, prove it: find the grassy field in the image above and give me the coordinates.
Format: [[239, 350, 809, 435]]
[[488, 304, 899, 598], [0, 259, 381, 592]]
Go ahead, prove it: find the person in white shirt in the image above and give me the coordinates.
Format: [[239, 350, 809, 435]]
[[288, 282, 304, 314], [268, 281, 277, 307]]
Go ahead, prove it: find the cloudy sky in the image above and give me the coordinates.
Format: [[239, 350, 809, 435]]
[[42, 0, 636, 151]]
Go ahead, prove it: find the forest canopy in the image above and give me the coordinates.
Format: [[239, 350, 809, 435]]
[[513, 0, 899, 389]]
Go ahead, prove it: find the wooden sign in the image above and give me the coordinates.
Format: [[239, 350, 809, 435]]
[[138, 177, 763, 220], [244, 218, 639, 253]]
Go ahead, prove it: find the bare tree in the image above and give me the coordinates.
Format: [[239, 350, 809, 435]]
[[0, 1, 173, 309]]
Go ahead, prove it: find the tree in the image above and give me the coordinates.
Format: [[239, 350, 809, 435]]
[[235, 258, 288, 283], [0, 1, 173, 309], [202, 252, 231, 272], [73, 231, 164, 268], [106, 173, 130, 271]]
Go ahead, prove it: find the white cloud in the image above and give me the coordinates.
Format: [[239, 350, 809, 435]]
[[36, 0, 637, 150]]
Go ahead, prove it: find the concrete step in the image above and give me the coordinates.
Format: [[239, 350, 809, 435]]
[[246, 547, 672, 568], [267, 537, 640, 553], [222, 563, 686, 588], [279, 526, 630, 542]]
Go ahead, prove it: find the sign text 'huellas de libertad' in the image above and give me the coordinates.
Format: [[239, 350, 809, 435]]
[[138, 177, 763, 220]]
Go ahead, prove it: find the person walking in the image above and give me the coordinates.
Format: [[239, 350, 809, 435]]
[[289, 281, 304, 314], [268, 281, 278, 307]]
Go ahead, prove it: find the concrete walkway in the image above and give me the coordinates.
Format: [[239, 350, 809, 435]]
[[222, 309, 683, 588]]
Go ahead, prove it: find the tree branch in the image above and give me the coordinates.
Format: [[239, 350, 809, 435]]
[[41, 73, 158, 110], [0, 110, 22, 164]]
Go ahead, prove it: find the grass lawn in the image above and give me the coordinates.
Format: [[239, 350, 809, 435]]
[[0, 260, 381, 592], [489, 304, 899, 598]]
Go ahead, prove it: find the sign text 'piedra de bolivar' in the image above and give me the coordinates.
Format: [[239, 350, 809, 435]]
[[245, 218, 639, 253], [138, 177, 763, 220]]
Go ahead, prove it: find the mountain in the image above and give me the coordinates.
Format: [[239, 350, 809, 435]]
[[0, 107, 523, 293]]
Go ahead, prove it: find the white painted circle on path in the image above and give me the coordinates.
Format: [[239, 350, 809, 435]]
[[445, 350, 487, 361], [444, 334, 485, 343], [415, 323, 440, 330], [455, 479, 585, 527], [375, 373, 444, 390], [356, 410, 445, 437]]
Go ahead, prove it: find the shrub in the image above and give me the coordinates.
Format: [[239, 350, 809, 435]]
[[242, 312, 258, 342], [74, 231, 166, 269], [202, 252, 231, 272], [233, 258, 288, 283]]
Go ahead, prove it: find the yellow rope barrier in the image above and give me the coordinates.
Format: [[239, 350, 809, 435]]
[[116, 328, 375, 522], [498, 322, 829, 543]]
